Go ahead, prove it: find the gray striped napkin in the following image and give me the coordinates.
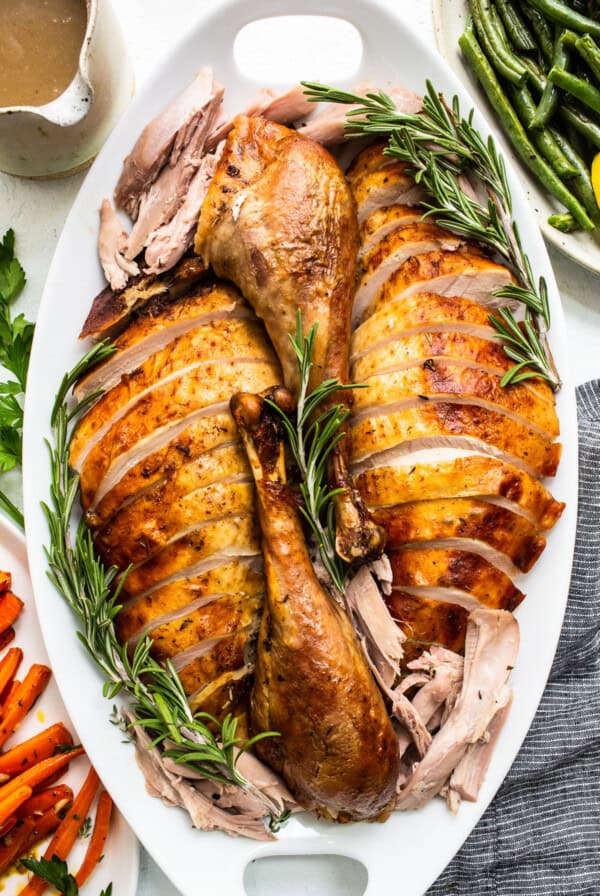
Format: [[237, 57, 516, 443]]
[[428, 380, 600, 896]]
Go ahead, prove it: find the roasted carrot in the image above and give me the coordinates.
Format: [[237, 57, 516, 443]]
[[0, 571, 11, 593], [0, 592, 23, 634], [0, 808, 62, 876], [0, 664, 51, 749], [0, 628, 15, 652], [0, 785, 32, 828], [75, 790, 113, 887], [0, 814, 16, 838], [16, 784, 73, 820], [0, 678, 20, 715], [0, 723, 73, 783], [0, 648, 23, 704], [0, 746, 84, 804], [19, 767, 100, 895]]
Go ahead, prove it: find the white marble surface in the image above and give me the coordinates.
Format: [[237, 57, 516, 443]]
[[0, 1, 599, 893]]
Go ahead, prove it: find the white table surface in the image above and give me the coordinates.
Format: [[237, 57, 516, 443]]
[[0, 2, 599, 894]]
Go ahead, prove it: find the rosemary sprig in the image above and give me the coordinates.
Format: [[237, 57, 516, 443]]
[[43, 342, 287, 829], [301, 80, 559, 390], [266, 312, 355, 594]]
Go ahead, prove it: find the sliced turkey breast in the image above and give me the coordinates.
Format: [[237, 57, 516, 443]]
[[389, 548, 523, 610], [359, 205, 424, 255], [370, 250, 514, 318], [353, 225, 468, 325], [355, 456, 564, 530], [386, 590, 469, 662], [447, 698, 512, 808], [97, 200, 140, 291], [187, 664, 253, 714], [86, 413, 239, 526], [176, 624, 257, 696], [76, 280, 252, 401], [352, 165, 425, 225], [375, 498, 545, 573], [120, 514, 260, 600], [396, 609, 519, 809], [346, 140, 396, 188], [97, 481, 255, 569], [115, 559, 263, 644], [352, 363, 560, 439], [114, 68, 219, 218], [350, 404, 562, 479], [76, 359, 279, 510], [70, 317, 274, 469]]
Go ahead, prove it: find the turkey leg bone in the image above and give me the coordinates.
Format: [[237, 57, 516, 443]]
[[196, 115, 384, 563], [230, 387, 400, 822]]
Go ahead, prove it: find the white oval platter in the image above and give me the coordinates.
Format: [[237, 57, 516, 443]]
[[22, 0, 578, 894], [433, 0, 600, 274], [0, 515, 139, 895]]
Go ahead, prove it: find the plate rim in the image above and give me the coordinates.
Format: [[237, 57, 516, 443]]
[[21, 0, 579, 893]]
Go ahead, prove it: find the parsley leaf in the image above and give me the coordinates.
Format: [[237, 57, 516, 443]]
[[0, 229, 35, 528], [21, 855, 113, 896]]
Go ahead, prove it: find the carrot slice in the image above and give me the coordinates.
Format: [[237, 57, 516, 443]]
[[75, 790, 113, 887], [0, 664, 51, 749], [0, 746, 84, 803], [0, 808, 62, 876], [0, 648, 23, 704], [19, 767, 100, 895], [0, 628, 15, 652], [0, 723, 73, 783], [0, 814, 16, 838], [0, 571, 11, 593], [0, 592, 23, 634], [0, 785, 32, 828], [0, 678, 20, 715], [17, 785, 73, 820]]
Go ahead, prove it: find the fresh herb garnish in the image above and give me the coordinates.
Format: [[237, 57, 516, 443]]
[[78, 816, 92, 839], [0, 228, 35, 528], [43, 343, 287, 828], [265, 313, 356, 594], [301, 80, 560, 390], [20, 855, 112, 896]]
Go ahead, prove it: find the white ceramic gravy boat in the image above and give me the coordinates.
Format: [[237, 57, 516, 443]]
[[0, 0, 133, 178]]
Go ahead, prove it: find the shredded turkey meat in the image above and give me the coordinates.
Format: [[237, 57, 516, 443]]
[[97, 200, 140, 291]]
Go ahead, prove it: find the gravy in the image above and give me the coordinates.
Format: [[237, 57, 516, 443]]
[[0, 0, 87, 108]]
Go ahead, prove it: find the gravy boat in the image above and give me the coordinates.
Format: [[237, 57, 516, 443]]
[[0, 0, 133, 178]]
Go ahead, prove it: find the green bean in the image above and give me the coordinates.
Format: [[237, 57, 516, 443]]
[[526, 0, 600, 38], [522, 57, 548, 95], [547, 212, 580, 231], [574, 34, 600, 82], [458, 25, 594, 229], [559, 29, 579, 49], [522, 6, 554, 62], [509, 83, 578, 177], [531, 30, 571, 128], [549, 66, 600, 113], [495, 0, 537, 51], [550, 128, 600, 225], [471, 0, 528, 84], [560, 101, 600, 148]]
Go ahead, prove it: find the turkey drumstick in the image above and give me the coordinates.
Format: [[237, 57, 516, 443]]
[[230, 388, 400, 822], [196, 115, 384, 563]]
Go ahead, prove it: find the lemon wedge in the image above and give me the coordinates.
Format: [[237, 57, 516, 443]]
[[592, 153, 600, 208]]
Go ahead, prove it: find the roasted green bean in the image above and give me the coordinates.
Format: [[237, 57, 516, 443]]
[[560, 102, 600, 148], [522, 5, 555, 61], [495, 0, 537, 52], [471, 0, 528, 84], [509, 82, 578, 176], [550, 128, 600, 225], [574, 33, 600, 81], [547, 212, 580, 231], [526, 0, 600, 38], [531, 29, 571, 128], [549, 66, 600, 114], [459, 25, 595, 229]]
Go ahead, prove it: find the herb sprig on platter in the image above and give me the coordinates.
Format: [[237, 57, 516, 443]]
[[266, 312, 356, 594], [43, 343, 286, 829], [0, 229, 35, 527], [302, 80, 560, 390]]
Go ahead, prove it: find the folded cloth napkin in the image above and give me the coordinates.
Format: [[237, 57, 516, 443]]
[[428, 381, 600, 895]]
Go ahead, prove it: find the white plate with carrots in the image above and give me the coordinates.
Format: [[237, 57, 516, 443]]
[[0, 515, 139, 895]]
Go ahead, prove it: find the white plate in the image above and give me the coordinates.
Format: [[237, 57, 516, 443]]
[[432, 0, 600, 274], [0, 515, 139, 895], [22, 0, 578, 893]]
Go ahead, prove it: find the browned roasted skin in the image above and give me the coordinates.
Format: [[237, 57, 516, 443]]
[[195, 115, 384, 564], [231, 388, 399, 822]]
